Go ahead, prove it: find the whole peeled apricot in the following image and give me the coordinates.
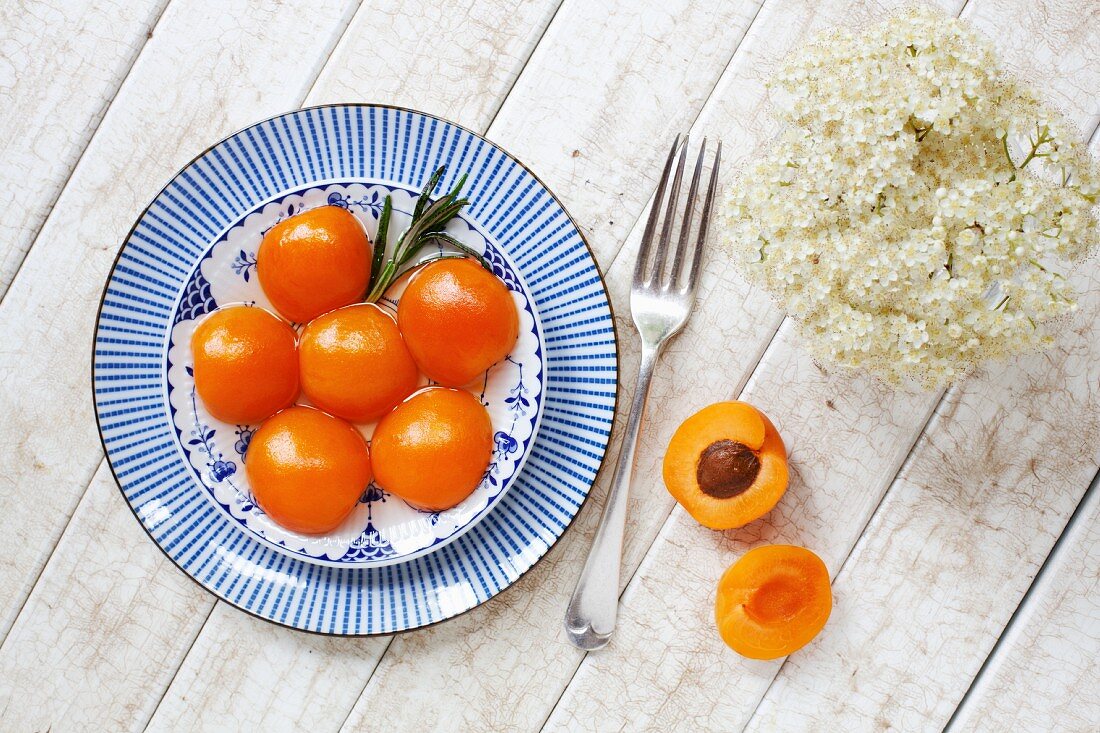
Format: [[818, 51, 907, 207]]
[[190, 305, 298, 424], [257, 205, 372, 323], [715, 545, 832, 659], [663, 401, 789, 530], [246, 406, 372, 534], [298, 303, 420, 423], [370, 387, 493, 511], [397, 258, 519, 386]]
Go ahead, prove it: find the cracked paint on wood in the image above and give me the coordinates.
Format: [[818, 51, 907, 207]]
[[0, 0, 165, 297], [947, 475, 1100, 732]]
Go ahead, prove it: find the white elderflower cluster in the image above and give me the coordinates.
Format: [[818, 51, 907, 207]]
[[723, 6, 1099, 387]]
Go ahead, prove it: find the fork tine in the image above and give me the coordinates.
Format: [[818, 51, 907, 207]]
[[634, 135, 681, 288], [650, 135, 689, 286], [686, 141, 721, 292], [669, 139, 707, 287]]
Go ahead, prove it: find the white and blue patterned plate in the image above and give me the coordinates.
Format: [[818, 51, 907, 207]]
[[93, 105, 618, 634], [166, 183, 545, 567]]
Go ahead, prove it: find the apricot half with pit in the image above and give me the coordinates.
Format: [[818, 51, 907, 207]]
[[715, 545, 832, 659], [662, 401, 788, 530]]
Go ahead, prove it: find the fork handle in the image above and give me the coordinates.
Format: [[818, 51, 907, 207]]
[[564, 341, 661, 650]]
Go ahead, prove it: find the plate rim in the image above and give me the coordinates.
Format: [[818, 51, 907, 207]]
[[90, 102, 621, 636]]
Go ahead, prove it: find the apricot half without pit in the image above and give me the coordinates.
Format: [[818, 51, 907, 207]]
[[662, 401, 789, 530], [715, 544, 832, 659]]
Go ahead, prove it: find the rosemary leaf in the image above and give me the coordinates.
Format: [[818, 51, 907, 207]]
[[368, 196, 391, 291], [413, 167, 446, 220], [411, 233, 491, 271]]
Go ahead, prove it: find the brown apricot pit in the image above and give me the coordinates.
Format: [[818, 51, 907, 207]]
[[696, 439, 760, 499], [663, 401, 789, 530]]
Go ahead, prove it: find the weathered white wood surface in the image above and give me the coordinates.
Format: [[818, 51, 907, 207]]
[[0, 0, 1097, 730], [946, 470, 1100, 733], [0, 0, 558, 729], [0, 0, 166, 297]]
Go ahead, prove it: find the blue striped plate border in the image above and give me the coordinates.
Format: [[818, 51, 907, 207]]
[[92, 104, 619, 634]]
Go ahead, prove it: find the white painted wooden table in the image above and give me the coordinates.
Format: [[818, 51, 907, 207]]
[[1, 0, 1097, 730]]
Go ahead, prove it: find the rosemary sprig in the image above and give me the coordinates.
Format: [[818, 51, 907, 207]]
[[364, 166, 488, 303]]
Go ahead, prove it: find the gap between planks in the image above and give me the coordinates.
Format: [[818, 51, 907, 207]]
[[939, 120, 1100, 731], [943, 464, 1100, 732]]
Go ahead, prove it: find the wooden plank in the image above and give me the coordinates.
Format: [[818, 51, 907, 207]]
[[746, 127, 1100, 730], [0, 467, 211, 731], [149, 1, 765, 728], [482, 0, 766, 266], [0, 0, 561, 727], [544, 0, 1100, 729], [946, 472, 1100, 732], [0, 0, 166, 298], [0, 0, 358, 642], [145, 604, 389, 732], [308, 0, 560, 131], [0, 0, 360, 727], [337, 0, 969, 731]]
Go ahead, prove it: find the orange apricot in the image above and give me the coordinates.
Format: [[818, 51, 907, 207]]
[[190, 305, 298, 424], [663, 401, 789, 530], [715, 545, 832, 659], [298, 303, 419, 423], [245, 406, 372, 534], [257, 205, 372, 323], [370, 387, 492, 511], [397, 257, 519, 386]]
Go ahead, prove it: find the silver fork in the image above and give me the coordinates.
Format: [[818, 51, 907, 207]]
[[564, 135, 721, 650]]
